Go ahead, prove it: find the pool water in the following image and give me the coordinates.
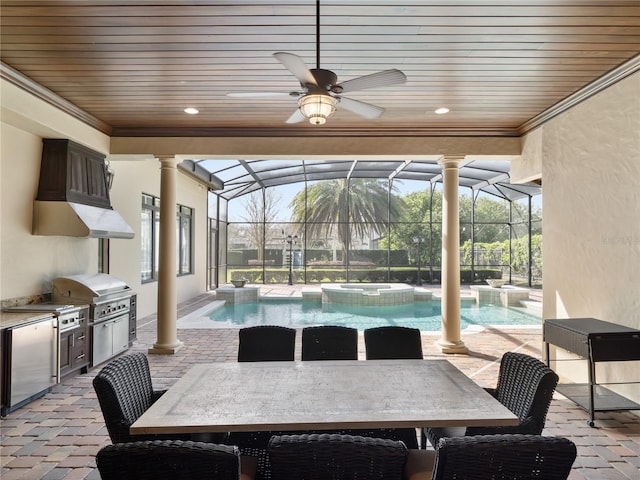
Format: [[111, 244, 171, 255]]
[[208, 300, 541, 331]]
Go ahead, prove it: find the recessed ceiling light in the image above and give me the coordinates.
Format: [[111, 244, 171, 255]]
[[184, 107, 199, 115], [434, 107, 450, 115]]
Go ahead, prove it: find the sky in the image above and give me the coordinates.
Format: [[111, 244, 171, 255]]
[[224, 179, 541, 224], [226, 178, 433, 223]]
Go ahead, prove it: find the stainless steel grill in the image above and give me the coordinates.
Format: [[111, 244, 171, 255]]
[[52, 273, 135, 367], [52, 273, 132, 305]]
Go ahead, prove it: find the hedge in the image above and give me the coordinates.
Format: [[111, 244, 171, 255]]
[[227, 267, 501, 284]]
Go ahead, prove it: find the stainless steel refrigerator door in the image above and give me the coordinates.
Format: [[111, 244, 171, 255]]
[[9, 317, 58, 407]]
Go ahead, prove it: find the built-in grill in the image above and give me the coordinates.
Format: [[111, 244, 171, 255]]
[[52, 273, 135, 367]]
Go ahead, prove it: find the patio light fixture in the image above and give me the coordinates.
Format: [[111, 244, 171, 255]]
[[413, 235, 425, 286], [104, 159, 115, 191], [298, 94, 338, 125], [283, 230, 299, 285]]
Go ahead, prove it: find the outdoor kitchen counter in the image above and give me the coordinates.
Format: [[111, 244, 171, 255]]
[[0, 311, 56, 329]]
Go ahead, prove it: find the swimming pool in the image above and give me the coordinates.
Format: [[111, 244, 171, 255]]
[[207, 300, 541, 331]]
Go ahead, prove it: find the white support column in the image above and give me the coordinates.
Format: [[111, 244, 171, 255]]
[[437, 156, 468, 354], [148, 156, 183, 355]]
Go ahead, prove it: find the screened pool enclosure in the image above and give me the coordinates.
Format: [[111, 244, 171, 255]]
[[200, 160, 541, 288]]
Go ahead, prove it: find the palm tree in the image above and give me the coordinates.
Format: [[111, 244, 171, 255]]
[[289, 178, 403, 262]]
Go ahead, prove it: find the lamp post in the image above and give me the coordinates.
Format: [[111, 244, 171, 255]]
[[283, 231, 298, 285], [413, 235, 425, 286]]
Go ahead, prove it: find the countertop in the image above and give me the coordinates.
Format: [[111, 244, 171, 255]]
[[0, 311, 56, 330]]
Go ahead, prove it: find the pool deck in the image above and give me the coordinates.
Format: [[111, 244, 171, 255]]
[[1, 285, 639, 480]]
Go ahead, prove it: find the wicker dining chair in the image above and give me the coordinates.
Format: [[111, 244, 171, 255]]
[[237, 325, 296, 362], [355, 326, 423, 448], [302, 325, 358, 361], [431, 434, 577, 480], [268, 433, 409, 480], [299, 325, 362, 439], [93, 352, 187, 444], [93, 352, 226, 444], [364, 326, 423, 360], [231, 325, 297, 479], [96, 440, 257, 480], [422, 352, 559, 450]]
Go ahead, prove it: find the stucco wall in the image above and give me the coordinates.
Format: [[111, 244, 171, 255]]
[[524, 72, 640, 401], [0, 122, 97, 298], [540, 72, 639, 327], [512, 127, 543, 184]]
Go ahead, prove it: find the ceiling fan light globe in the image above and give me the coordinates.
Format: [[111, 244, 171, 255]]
[[299, 94, 337, 125]]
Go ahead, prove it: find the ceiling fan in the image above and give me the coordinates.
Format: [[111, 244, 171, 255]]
[[227, 1, 407, 125]]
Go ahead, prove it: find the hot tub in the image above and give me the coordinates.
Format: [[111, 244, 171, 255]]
[[321, 283, 415, 306]]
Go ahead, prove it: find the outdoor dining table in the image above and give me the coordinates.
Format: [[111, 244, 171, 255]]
[[130, 359, 518, 436]]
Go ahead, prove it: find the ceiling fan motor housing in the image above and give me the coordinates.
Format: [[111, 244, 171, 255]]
[[309, 69, 341, 92]]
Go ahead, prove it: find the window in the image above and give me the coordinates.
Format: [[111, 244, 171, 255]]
[[141, 194, 160, 282], [141, 194, 193, 282], [98, 238, 109, 273], [177, 204, 193, 275]]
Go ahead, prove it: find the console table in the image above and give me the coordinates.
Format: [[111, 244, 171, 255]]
[[544, 318, 640, 426]]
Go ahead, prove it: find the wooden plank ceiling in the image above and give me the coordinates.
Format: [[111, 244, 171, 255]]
[[1, 0, 639, 136]]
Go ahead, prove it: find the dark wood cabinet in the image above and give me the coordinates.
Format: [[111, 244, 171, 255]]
[[37, 139, 111, 209], [128, 294, 137, 345], [60, 309, 89, 378], [59, 331, 71, 374]]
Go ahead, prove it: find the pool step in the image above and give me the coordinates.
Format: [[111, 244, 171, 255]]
[[413, 287, 433, 301], [520, 299, 543, 313], [177, 300, 226, 328], [431, 293, 476, 303], [303, 285, 433, 305], [301, 287, 322, 302]]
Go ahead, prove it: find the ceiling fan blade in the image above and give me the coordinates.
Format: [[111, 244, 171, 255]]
[[336, 69, 406, 94], [227, 92, 296, 99], [285, 108, 306, 124], [273, 52, 318, 87], [338, 97, 385, 119]]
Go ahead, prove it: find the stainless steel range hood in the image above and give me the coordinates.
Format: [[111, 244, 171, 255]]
[[32, 139, 134, 239], [33, 201, 135, 239]]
